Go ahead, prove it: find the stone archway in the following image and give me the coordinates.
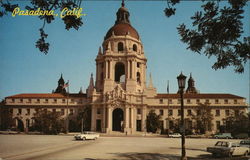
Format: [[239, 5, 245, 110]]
[[112, 108, 124, 131]]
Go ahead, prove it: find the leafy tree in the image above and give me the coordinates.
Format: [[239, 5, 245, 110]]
[[77, 105, 91, 132], [222, 111, 249, 136], [32, 109, 63, 134], [0, 0, 83, 54], [0, 103, 15, 130], [146, 110, 161, 133], [68, 105, 91, 132], [165, 0, 250, 73], [191, 103, 214, 134]]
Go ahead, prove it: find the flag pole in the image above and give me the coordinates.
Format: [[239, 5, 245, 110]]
[[167, 80, 170, 107], [66, 80, 69, 134]]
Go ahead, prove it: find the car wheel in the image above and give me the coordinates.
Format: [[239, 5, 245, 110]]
[[212, 153, 217, 157], [82, 137, 86, 141], [228, 152, 232, 158], [244, 151, 248, 157]]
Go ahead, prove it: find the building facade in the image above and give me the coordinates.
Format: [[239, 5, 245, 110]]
[[1, 3, 248, 134]]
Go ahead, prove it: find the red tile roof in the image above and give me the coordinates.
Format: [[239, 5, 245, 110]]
[[156, 93, 244, 99], [6, 93, 87, 99]]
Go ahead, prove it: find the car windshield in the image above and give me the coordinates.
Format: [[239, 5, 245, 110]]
[[240, 141, 250, 145], [215, 141, 229, 147]]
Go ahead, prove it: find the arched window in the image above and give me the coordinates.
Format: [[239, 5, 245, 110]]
[[118, 42, 124, 52], [137, 72, 141, 84], [115, 62, 125, 82], [133, 44, 137, 52]]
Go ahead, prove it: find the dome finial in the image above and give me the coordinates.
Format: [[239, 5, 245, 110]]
[[122, 0, 125, 7]]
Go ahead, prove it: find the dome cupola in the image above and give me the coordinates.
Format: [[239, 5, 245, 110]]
[[104, 1, 140, 40]]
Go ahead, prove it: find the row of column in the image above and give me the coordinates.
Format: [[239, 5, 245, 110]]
[[92, 105, 147, 133]]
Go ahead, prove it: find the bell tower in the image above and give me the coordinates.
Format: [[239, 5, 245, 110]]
[[95, 2, 147, 93]]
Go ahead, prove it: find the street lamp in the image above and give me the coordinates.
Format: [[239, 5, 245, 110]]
[[177, 72, 187, 160]]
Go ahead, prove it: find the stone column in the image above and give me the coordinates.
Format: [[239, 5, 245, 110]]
[[106, 106, 112, 133], [142, 106, 147, 132], [91, 105, 96, 131], [130, 107, 135, 134], [110, 60, 113, 80], [124, 106, 129, 134], [102, 106, 106, 132], [127, 60, 130, 79]]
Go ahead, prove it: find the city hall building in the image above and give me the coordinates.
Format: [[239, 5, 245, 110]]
[[1, 3, 248, 134]]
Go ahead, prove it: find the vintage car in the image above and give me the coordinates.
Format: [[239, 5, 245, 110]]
[[240, 140, 250, 148], [207, 141, 249, 157], [74, 132, 100, 140], [213, 133, 233, 139], [168, 133, 182, 138]]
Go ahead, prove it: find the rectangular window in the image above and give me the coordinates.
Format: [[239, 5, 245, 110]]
[[137, 108, 141, 115], [70, 109, 73, 115], [205, 99, 209, 103], [224, 99, 228, 104], [215, 109, 220, 116], [37, 99, 40, 103], [18, 108, 22, 114], [235, 110, 239, 116], [61, 109, 65, 115], [215, 99, 219, 104], [71, 99, 74, 103], [196, 99, 200, 104], [234, 99, 237, 104], [97, 108, 101, 114], [216, 121, 220, 130], [44, 108, 47, 112], [159, 109, 164, 116], [52, 109, 56, 113], [159, 99, 163, 104], [54, 99, 57, 103], [45, 99, 48, 103], [11, 99, 15, 103], [168, 99, 172, 104], [20, 99, 23, 103], [197, 110, 201, 116], [187, 99, 191, 104], [35, 108, 40, 113], [178, 99, 181, 104], [225, 109, 230, 116], [178, 109, 181, 116], [137, 62, 140, 68], [187, 109, 192, 116], [26, 108, 30, 115], [62, 99, 66, 103], [168, 109, 173, 116], [28, 99, 32, 103]]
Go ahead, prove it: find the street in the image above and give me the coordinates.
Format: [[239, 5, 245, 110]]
[[0, 134, 248, 160]]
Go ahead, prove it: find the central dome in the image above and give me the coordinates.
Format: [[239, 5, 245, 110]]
[[105, 23, 139, 40], [104, 3, 140, 40]]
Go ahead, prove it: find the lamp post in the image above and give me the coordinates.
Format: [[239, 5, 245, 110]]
[[177, 72, 187, 160]]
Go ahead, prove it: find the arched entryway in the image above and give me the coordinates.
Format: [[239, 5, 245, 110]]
[[115, 62, 125, 82], [112, 108, 124, 131]]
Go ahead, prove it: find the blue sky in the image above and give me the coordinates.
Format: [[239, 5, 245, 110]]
[[0, 1, 249, 103]]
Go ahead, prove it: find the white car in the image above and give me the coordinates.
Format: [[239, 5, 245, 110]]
[[74, 132, 100, 140], [168, 133, 182, 138], [207, 141, 249, 157]]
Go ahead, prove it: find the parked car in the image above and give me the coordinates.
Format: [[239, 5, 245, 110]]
[[74, 132, 100, 140], [234, 133, 249, 139], [207, 141, 249, 157], [213, 133, 233, 139], [168, 133, 182, 138], [240, 140, 250, 148]]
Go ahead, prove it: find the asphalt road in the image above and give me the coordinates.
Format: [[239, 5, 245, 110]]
[[0, 134, 248, 160]]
